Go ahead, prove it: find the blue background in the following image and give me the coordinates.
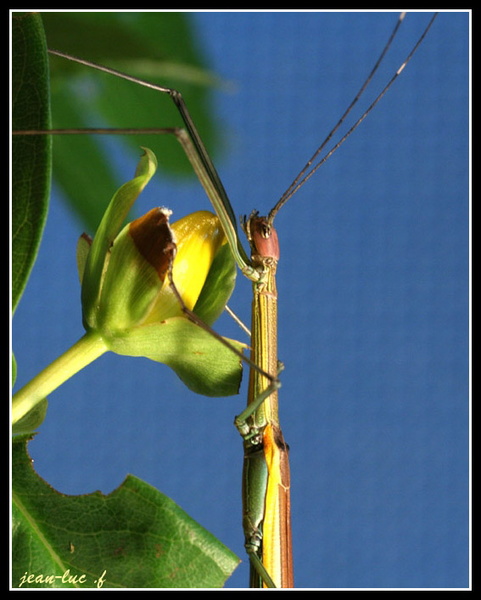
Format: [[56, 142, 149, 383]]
[[13, 11, 469, 589]]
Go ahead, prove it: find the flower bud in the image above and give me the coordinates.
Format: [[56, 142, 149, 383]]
[[77, 148, 244, 397], [96, 209, 228, 332]]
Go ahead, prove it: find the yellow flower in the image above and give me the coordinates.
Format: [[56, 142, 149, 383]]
[[142, 210, 227, 324], [75, 148, 244, 397]]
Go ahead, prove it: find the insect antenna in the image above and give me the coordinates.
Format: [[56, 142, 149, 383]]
[[268, 12, 438, 224]]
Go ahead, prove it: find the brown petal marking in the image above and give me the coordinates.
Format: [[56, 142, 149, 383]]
[[129, 208, 176, 282]]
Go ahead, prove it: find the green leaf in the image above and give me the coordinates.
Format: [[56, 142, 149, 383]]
[[12, 13, 52, 313], [12, 435, 240, 588], [40, 12, 223, 231], [109, 317, 246, 397]]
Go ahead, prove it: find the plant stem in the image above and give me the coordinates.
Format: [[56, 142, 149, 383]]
[[12, 330, 108, 425]]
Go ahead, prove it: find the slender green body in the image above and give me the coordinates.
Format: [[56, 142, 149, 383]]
[[240, 215, 293, 588]]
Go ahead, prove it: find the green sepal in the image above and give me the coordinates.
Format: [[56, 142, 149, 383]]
[[108, 317, 246, 397], [12, 399, 48, 435], [76, 233, 92, 284], [193, 243, 237, 326], [95, 220, 163, 333], [81, 148, 157, 329]]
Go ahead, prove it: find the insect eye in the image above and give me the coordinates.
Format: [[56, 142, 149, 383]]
[[260, 223, 271, 239]]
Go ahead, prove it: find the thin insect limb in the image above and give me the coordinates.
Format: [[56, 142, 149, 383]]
[[247, 553, 277, 589], [234, 363, 283, 440], [268, 12, 438, 222], [13, 120, 256, 282], [224, 304, 252, 337], [15, 128, 178, 135], [46, 48, 254, 277]]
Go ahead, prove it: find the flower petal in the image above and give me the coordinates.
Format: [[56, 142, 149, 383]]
[[146, 211, 226, 323]]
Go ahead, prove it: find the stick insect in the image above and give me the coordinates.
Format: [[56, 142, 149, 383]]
[[14, 9, 464, 588]]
